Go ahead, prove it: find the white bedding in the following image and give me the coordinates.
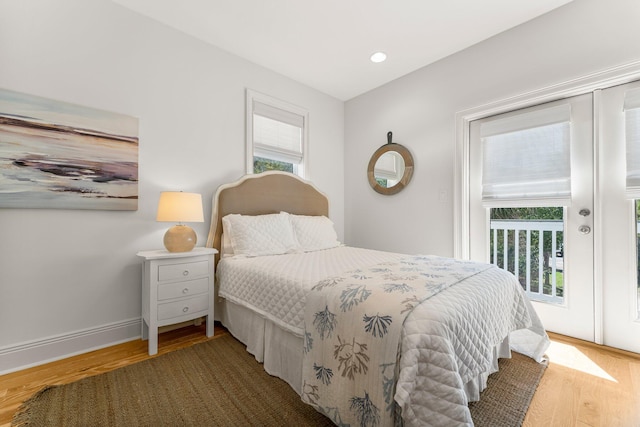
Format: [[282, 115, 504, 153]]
[[397, 265, 546, 426], [217, 246, 405, 335], [216, 246, 549, 426]]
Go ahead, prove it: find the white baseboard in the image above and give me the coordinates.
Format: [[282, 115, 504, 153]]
[[0, 318, 142, 375]]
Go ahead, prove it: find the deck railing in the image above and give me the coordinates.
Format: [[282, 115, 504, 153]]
[[489, 219, 564, 304]]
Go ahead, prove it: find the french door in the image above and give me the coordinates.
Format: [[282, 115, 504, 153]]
[[469, 84, 640, 353], [598, 81, 640, 353], [470, 93, 595, 342]]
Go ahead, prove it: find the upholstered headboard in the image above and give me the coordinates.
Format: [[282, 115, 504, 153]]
[[205, 171, 330, 264]]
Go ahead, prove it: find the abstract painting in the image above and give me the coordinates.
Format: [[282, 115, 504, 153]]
[[0, 88, 138, 210]]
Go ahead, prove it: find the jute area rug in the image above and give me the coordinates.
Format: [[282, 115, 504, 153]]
[[13, 334, 546, 426]]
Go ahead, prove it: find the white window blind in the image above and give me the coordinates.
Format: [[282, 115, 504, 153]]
[[624, 87, 640, 199], [253, 101, 304, 164], [480, 104, 572, 207]]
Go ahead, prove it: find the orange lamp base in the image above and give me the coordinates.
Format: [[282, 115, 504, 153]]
[[163, 225, 197, 252]]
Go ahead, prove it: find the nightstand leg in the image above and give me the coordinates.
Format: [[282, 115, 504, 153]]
[[206, 315, 214, 337], [148, 325, 158, 355]]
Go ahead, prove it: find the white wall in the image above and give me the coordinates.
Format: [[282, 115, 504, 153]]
[[344, 0, 640, 256], [0, 0, 344, 371]]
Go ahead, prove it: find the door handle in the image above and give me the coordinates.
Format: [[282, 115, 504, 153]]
[[578, 225, 591, 234], [579, 208, 591, 217]]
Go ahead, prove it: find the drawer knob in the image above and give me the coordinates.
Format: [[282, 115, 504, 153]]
[[182, 288, 189, 294], [183, 270, 189, 276], [183, 306, 189, 313]]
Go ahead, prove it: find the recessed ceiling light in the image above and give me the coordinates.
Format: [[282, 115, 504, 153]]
[[370, 52, 387, 63]]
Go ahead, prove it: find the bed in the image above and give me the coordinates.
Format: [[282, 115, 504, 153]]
[[205, 171, 549, 427]]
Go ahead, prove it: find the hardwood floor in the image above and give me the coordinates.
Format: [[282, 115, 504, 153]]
[[524, 333, 640, 427], [1, 326, 639, 427]]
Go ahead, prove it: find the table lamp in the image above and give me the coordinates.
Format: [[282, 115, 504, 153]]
[[156, 191, 204, 252]]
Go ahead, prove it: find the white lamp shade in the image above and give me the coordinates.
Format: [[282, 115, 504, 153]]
[[156, 192, 204, 223]]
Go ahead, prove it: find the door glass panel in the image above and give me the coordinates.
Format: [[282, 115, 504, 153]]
[[490, 207, 564, 304]]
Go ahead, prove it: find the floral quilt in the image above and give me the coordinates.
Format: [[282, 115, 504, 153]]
[[300, 255, 494, 427]]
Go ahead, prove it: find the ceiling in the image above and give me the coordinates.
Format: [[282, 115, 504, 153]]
[[112, 0, 573, 101]]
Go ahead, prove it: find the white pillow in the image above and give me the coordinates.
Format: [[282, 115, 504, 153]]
[[288, 214, 340, 252], [222, 212, 299, 257]]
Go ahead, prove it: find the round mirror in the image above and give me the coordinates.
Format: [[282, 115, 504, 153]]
[[367, 133, 414, 195]]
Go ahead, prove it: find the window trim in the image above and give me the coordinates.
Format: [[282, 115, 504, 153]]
[[246, 89, 309, 178]]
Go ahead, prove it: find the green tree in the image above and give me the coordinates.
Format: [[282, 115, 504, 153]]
[[491, 207, 563, 221], [253, 157, 293, 174]]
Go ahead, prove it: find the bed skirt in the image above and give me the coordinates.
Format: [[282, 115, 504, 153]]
[[219, 298, 511, 403]]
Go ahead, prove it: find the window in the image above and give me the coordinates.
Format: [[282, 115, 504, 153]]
[[479, 103, 573, 304], [489, 207, 564, 303], [246, 90, 308, 178]]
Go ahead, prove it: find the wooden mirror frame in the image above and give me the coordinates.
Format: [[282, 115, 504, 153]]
[[367, 133, 414, 195]]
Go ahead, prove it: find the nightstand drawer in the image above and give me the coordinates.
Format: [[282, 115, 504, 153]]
[[158, 277, 209, 301], [157, 294, 209, 321], [157, 260, 209, 282]]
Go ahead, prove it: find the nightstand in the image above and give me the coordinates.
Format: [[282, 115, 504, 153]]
[[136, 247, 217, 355]]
